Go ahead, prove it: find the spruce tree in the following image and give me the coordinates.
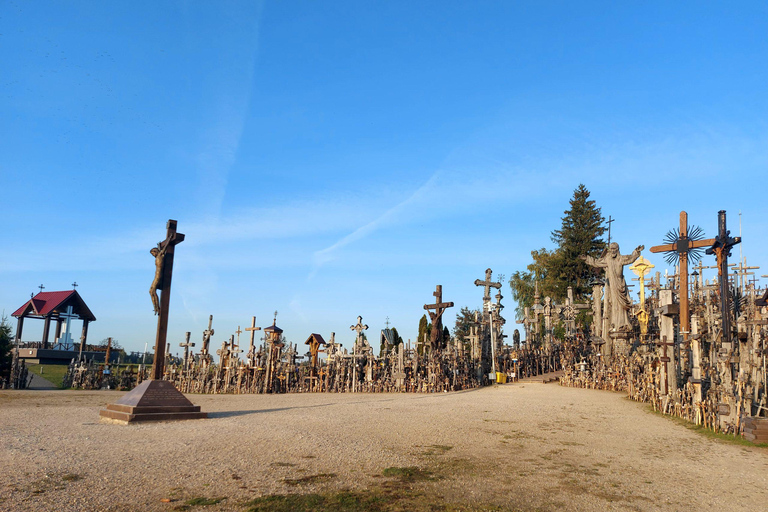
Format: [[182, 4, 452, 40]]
[[550, 184, 606, 298]]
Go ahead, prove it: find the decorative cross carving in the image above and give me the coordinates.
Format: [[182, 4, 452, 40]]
[[630, 255, 655, 335], [651, 211, 714, 346], [474, 268, 501, 302], [179, 331, 195, 370]]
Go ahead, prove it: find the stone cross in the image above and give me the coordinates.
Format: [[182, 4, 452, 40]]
[[423, 285, 454, 351], [150, 219, 185, 381], [179, 331, 194, 370], [350, 316, 369, 350], [57, 305, 78, 350], [245, 317, 262, 367], [474, 268, 501, 303]]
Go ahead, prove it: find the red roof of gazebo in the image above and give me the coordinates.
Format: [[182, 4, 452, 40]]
[[12, 290, 96, 321]]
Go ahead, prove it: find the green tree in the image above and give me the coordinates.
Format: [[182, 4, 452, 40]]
[[508, 248, 558, 320], [0, 315, 13, 383], [509, 185, 606, 320], [452, 307, 478, 344], [416, 314, 431, 355], [550, 184, 606, 298]]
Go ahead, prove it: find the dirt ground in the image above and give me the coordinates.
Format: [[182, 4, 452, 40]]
[[1, 382, 767, 511]]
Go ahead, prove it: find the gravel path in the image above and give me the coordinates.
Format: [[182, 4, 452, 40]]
[[1, 382, 767, 511]]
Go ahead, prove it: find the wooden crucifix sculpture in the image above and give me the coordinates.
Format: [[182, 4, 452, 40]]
[[705, 210, 741, 344], [150, 219, 185, 381], [650, 211, 714, 348], [424, 285, 454, 352]]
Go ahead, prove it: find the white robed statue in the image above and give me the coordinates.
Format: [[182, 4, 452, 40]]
[[581, 242, 644, 331]]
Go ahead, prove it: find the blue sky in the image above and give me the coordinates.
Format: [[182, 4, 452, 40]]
[[2, 1, 767, 357]]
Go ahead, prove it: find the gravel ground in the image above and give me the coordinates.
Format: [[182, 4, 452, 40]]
[[1, 382, 767, 511]]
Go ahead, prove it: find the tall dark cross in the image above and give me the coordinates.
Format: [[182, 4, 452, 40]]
[[474, 268, 501, 303], [201, 314, 214, 359], [650, 211, 714, 346], [72, 282, 78, 289], [705, 210, 741, 343], [423, 285, 454, 351], [38, 284, 45, 293], [245, 316, 262, 367], [150, 219, 185, 380], [656, 335, 675, 395], [606, 215, 615, 244]]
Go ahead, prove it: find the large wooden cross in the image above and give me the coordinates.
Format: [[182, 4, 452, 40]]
[[151, 220, 185, 380], [650, 211, 714, 346], [656, 335, 675, 395], [245, 316, 262, 367], [423, 284, 454, 351], [474, 268, 501, 302]]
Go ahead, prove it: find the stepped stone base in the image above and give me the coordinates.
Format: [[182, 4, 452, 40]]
[[743, 417, 768, 444], [99, 379, 207, 424]]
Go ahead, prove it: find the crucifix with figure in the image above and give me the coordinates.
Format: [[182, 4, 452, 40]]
[[100, 219, 206, 424], [423, 285, 454, 352], [149, 220, 185, 380], [705, 210, 741, 344]]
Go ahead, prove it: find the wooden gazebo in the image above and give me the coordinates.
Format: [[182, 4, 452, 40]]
[[11, 289, 96, 349]]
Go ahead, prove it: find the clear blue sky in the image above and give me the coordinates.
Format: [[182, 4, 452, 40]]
[[2, 1, 767, 357]]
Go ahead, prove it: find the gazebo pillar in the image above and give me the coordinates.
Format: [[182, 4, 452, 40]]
[[81, 320, 90, 346], [55, 318, 64, 343], [42, 317, 52, 349], [15, 316, 24, 344]]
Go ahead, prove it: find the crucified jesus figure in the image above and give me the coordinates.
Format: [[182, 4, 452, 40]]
[[149, 242, 168, 315]]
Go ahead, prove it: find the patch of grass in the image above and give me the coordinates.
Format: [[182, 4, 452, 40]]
[[61, 473, 82, 482], [245, 491, 387, 512], [270, 462, 296, 468], [283, 473, 336, 486], [646, 406, 768, 448], [420, 444, 453, 456], [173, 496, 226, 510], [244, 490, 511, 512], [26, 364, 69, 388], [382, 466, 436, 483]]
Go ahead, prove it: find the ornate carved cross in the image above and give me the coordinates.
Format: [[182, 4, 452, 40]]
[[179, 331, 195, 370], [650, 211, 714, 347], [474, 268, 501, 302], [629, 256, 655, 335], [656, 335, 675, 395]]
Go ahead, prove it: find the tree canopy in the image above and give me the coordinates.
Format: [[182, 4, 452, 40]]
[[509, 184, 606, 320]]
